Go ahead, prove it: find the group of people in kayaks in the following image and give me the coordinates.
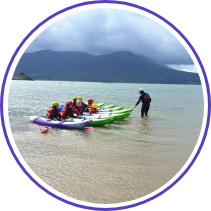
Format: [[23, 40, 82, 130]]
[[47, 97, 99, 121], [47, 87, 152, 121]]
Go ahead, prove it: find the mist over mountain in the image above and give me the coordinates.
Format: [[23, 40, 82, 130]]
[[15, 50, 200, 84]]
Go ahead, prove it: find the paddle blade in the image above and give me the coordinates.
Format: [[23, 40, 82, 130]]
[[40, 127, 50, 134], [85, 127, 94, 131]]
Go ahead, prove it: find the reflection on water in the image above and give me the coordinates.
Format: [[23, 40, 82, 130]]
[[139, 116, 150, 134]]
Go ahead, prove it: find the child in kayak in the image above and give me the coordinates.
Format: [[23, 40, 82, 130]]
[[78, 96, 88, 112], [88, 104, 99, 114], [72, 96, 77, 106], [47, 102, 62, 121], [61, 101, 77, 119], [87, 98, 94, 107], [73, 100, 84, 116]]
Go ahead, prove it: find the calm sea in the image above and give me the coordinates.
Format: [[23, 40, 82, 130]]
[[8, 81, 203, 204]]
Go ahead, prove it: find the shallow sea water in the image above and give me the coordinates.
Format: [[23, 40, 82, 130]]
[[9, 81, 203, 204]]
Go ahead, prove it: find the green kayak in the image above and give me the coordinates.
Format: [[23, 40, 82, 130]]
[[97, 102, 105, 107], [90, 116, 114, 126], [110, 106, 124, 111], [104, 104, 116, 109], [85, 102, 105, 107], [99, 108, 134, 114], [111, 112, 132, 121], [89, 112, 131, 125], [116, 108, 134, 113], [98, 106, 124, 112]]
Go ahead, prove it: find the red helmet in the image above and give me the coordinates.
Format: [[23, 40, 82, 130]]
[[66, 101, 72, 107], [88, 99, 94, 104]]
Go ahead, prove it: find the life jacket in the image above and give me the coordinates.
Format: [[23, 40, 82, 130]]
[[47, 107, 61, 119], [62, 106, 74, 118], [73, 105, 83, 115], [142, 93, 151, 103], [88, 107, 98, 114], [66, 107, 74, 117]]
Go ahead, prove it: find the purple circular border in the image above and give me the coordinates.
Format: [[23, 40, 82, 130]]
[[1, 0, 210, 210]]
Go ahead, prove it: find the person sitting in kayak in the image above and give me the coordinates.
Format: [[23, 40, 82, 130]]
[[73, 100, 84, 116], [78, 96, 88, 112], [87, 98, 94, 107], [72, 96, 77, 106], [61, 101, 77, 119], [88, 104, 99, 114], [47, 102, 62, 121]]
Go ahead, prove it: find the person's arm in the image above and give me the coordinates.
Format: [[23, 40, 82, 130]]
[[134, 95, 142, 108], [58, 111, 62, 118], [47, 108, 54, 118], [83, 103, 88, 109], [61, 107, 67, 118], [73, 106, 80, 115]]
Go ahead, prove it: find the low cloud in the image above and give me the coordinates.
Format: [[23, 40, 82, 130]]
[[26, 8, 193, 64], [166, 64, 197, 73]]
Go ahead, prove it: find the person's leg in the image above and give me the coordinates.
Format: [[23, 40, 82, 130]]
[[141, 104, 145, 117], [145, 104, 150, 116]]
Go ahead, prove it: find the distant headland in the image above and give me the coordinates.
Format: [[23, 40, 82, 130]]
[[12, 72, 34, 81]]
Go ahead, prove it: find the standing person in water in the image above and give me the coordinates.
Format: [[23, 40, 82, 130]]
[[134, 88, 151, 117]]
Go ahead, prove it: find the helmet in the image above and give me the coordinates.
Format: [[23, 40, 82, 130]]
[[66, 101, 72, 107], [72, 96, 77, 101], [78, 96, 83, 100], [77, 100, 82, 106], [88, 99, 94, 104], [92, 104, 99, 109], [52, 102, 59, 107], [139, 88, 144, 92]]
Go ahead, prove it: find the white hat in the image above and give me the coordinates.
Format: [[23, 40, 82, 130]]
[[139, 88, 144, 92], [77, 100, 82, 106]]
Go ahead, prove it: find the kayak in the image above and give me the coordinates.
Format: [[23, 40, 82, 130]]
[[98, 102, 105, 107], [98, 106, 124, 112], [82, 111, 132, 121], [96, 108, 134, 115], [30, 116, 92, 129], [111, 112, 132, 121], [84, 102, 105, 107], [81, 112, 131, 126], [80, 114, 114, 126], [104, 104, 116, 109], [89, 116, 114, 126]]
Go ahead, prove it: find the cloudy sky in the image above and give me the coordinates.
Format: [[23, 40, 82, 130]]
[[26, 8, 194, 67]]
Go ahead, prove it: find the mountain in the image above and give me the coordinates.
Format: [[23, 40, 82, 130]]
[[15, 50, 200, 84]]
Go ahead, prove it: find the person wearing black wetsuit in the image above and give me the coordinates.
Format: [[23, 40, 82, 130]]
[[134, 88, 151, 117]]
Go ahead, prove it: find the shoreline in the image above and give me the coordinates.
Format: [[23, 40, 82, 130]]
[[11, 79, 201, 85]]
